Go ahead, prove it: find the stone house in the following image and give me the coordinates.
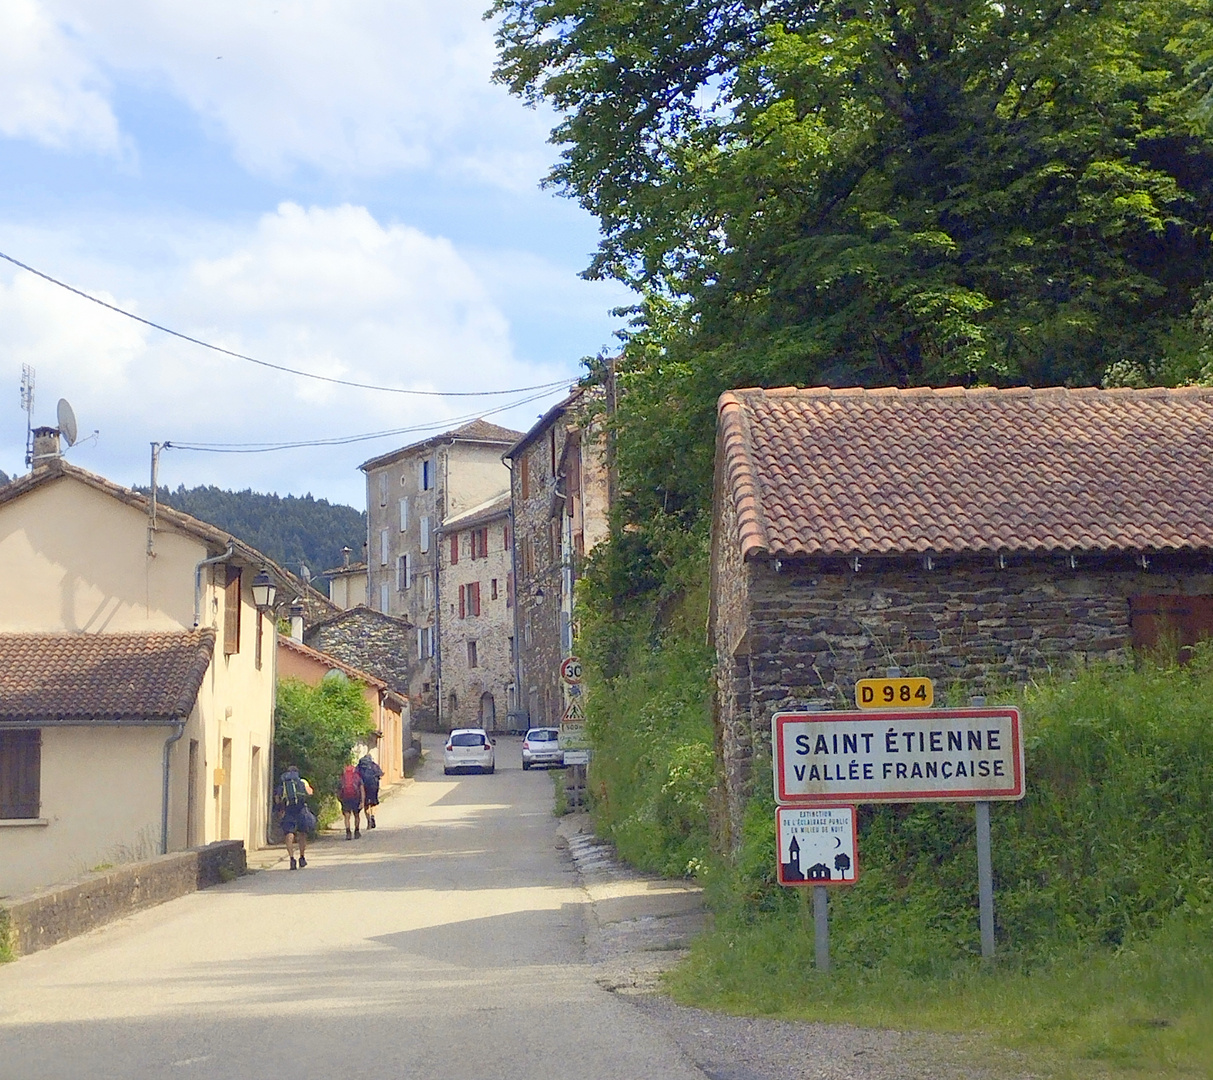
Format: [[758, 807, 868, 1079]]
[[505, 389, 611, 728], [360, 419, 521, 728], [436, 494, 514, 731], [0, 441, 292, 896], [711, 385, 1213, 851], [304, 606, 414, 700], [277, 635, 407, 784]]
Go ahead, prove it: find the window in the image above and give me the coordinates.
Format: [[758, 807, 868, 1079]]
[[471, 527, 488, 560], [506, 571, 514, 608], [449, 533, 459, 565], [416, 627, 424, 659], [379, 529, 389, 566], [417, 626, 434, 658], [423, 574, 434, 605], [503, 521, 512, 550], [491, 578, 498, 600], [223, 565, 242, 655], [379, 582, 390, 611], [397, 553, 410, 591], [458, 581, 482, 619], [420, 516, 431, 553], [399, 497, 409, 532], [379, 472, 388, 507], [467, 640, 478, 668], [421, 458, 433, 491], [0, 730, 40, 819]]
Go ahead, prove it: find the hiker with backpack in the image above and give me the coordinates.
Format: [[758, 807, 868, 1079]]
[[357, 753, 384, 829], [275, 765, 315, 870], [338, 761, 364, 839]]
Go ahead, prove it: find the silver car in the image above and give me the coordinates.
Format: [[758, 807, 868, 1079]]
[[521, 727, 563, 770], [443, 728, 495, 774]]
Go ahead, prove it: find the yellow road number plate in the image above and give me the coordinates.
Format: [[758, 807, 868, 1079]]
[[855, 677, 933, 709]]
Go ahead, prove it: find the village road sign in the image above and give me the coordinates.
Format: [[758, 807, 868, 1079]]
[[560, 656, 583, 684], [773, 708, 1024, 805], [855, 676, 933, 710], [777, 806, 859, 887]]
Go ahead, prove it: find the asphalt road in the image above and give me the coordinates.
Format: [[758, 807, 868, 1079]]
[[0, 737, 708, 1080]]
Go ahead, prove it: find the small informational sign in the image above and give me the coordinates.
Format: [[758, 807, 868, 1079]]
[[560, 656, 583, 684], [563, 749, 590, 765], [855, 676, 933, 709], [559, 722, 588, 750], [776, 805, 858, 887], [773, 708, 1024, 804]]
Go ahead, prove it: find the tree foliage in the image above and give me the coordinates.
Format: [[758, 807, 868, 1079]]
[[497, 0, 1213, 543], [152, 484, 366, 593], [273, 676, 375, 808]]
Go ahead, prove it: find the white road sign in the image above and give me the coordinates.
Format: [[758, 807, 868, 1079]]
[[777, 806, 858, 887], [773, 708, 1024, 804], [560, 657, 583, 684]]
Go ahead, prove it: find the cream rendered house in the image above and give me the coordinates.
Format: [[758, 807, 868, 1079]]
[[0, 441, 290, 897]]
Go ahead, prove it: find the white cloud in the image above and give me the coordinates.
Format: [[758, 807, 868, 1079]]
[[0, 204, 582, 502], [19, 0, 552, 185], [0, 0, 121, 153]]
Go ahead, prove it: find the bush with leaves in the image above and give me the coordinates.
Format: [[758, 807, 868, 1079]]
[[273, 676, 375, 821]]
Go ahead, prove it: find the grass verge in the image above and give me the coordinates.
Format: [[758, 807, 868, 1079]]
[[666, 905, 1213, 1078]]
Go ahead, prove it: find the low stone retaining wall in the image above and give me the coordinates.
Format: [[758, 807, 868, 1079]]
[[0, 840, 246, 959]]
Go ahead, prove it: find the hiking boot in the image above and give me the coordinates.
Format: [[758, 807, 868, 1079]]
[[368, 815, 376, 829], [289, 857, 298, 870], [354, 826, 361, 838], [345, 828, 352, 840], [298, 856, 307, 868]]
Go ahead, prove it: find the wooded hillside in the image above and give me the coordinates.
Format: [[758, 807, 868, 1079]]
[[152, 485, 366, 593]]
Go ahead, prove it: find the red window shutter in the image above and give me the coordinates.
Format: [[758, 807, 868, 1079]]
[[459, 585, 466, 619], [224, 566, 242, 655], [471, 582, 481, 617], [450, 534, 459, 565]]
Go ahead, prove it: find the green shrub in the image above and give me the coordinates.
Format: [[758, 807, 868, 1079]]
[[273, 675, 375, 824]]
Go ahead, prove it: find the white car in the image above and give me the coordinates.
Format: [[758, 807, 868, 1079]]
[[443, 728, 496, 774], [522, 728, 564, 770]]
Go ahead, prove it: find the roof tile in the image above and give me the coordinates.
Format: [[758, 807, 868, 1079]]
[[717, 385, 1213, 558]]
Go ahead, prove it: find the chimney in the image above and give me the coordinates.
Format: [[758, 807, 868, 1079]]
[[31, 426, 61, 471], [290, 602, 305, 643], [342, 546, 352, 568]]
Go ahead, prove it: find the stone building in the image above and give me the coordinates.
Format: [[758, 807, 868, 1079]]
[[360, 419, 521, 728], [437, 494, 514, 731], [711, 385, 1213, 852], [505, 389, 611, 728], [304, 606, 414, 699]]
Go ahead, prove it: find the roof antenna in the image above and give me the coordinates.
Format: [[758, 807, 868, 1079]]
[[20, 365, 34, 468]]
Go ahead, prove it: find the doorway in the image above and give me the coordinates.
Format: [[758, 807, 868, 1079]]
[[479, 692, 496, 731]]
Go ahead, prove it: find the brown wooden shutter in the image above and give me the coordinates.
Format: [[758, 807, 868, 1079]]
[[0, 730, 41, 819], [224, 565, 242, 655], [459, 585, 466, 619], [450, 534, 459, 565], [503, 522, 511, 550], [471, 581, 481, 617]]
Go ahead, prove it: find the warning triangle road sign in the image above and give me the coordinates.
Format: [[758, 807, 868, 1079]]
[[561, 700, 585, 722]]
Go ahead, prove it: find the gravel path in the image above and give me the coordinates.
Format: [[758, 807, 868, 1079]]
[[560, 814, 1037, 1080]]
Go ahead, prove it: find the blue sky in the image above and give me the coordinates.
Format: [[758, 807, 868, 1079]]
[[0, 1, 631, 506]]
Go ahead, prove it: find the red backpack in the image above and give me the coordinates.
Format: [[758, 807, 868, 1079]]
[[339, 764, 362, 799]]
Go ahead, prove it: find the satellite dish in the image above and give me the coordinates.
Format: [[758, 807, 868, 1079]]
[[57, 399, 78, 447]]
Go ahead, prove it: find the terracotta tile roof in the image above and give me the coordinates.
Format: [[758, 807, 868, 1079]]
[[278, 635, 389, 691], [718, 385, 1213, 559], [0, 630, 216, 725]]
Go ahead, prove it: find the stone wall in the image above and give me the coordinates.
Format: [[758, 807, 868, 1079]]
[[716, 550, 1213, 849], [1, 840, 245, 958], [305, 609, 418, 728]]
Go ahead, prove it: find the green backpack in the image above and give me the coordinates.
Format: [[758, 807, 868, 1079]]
[[281, 777, 307, 806]]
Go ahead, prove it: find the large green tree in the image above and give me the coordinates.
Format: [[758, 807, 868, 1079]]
[[496, 0, 1213, 533]]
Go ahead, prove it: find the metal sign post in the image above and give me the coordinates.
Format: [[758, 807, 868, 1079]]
[[814, 887, 830, 972], [976, 800, 995, 961]]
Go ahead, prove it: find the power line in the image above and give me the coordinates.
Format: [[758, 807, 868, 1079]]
[[165, 386, 564, 454], [0, 249, 574, 398]]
